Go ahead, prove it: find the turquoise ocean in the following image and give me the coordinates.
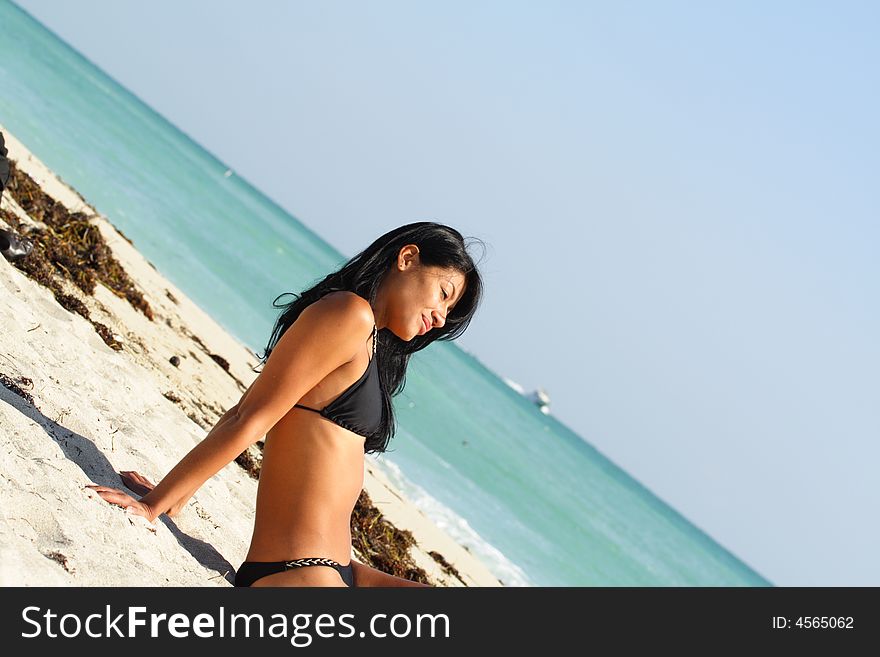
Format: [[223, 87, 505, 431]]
[[0, 1, 771, 586]]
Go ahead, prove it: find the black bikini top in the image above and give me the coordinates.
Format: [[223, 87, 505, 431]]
[[293, 323, 383, 439]]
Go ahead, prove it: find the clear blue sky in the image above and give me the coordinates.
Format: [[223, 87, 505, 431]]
[[14, 0, 879, 585]]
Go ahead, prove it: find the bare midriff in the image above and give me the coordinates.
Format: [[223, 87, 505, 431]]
[[243, 410, 365, 565], [242, 331, 374, 567]]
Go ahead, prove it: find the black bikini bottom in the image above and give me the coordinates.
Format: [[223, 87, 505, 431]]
[[234, 557, 355, 587]]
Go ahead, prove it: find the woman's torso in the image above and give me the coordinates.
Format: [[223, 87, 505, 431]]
[[243, 298, 378, 564]]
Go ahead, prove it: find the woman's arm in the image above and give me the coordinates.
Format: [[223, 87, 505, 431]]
[[88, 405, 258, 523], [137, 407, 254, 521], [88, 291, 374, 523]]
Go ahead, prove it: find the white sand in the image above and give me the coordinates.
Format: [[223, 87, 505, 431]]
[[0, 126, 502, 587]]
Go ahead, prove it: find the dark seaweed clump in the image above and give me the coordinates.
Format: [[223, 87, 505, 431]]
[[350, 489, 432, 584], [3, 160, 153, 322], [0, 372, 35, 405], [234, 443, 263, 479], [2, 203, 122, 351], [428, 550, 465, 582]]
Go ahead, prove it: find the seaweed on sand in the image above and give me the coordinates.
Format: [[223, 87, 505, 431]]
[[1, 205, 123, 351], [0, 372, 36, 406], [350, 489, 432, 584], [3, 160, 153, 321], [428, 550, 465, 582]]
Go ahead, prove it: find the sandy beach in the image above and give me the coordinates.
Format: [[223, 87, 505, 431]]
[[0, 125, 501, 587]]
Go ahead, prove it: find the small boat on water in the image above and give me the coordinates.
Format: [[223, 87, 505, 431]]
[[502, 378, 551, 415], [527, 387, 551, 415]]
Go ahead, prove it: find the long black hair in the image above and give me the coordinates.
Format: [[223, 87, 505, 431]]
[[254, 221, 485, 454]]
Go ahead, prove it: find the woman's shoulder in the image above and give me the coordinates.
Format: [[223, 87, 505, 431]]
[[310, 290, 375, 330]]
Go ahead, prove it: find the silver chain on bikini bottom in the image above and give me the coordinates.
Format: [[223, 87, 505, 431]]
[[284, 557, 344, 569]]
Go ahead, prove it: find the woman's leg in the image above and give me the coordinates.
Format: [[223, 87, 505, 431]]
[[350, 560, 432, 587]]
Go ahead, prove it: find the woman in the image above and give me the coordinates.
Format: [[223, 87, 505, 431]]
[[87, 222, 484, 587]]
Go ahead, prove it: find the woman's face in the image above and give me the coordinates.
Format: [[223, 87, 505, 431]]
[[378, 244, 467, 341]]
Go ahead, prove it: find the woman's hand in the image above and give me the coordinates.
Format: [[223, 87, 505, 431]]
[[85, 482, 157, 523], [119, 470, 155, 496]]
